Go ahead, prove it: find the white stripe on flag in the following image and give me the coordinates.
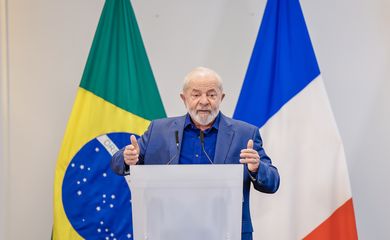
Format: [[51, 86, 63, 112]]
[[251, 76, 352, 239], [97, 134, 120, 156]]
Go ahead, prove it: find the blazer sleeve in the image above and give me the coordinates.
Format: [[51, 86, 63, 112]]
[[252, 128, 280, 193], [110, 148, 128, 176]]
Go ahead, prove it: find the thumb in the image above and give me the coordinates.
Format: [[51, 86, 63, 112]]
[[130, 135, 140, 151], [247, 139, 254, 149]]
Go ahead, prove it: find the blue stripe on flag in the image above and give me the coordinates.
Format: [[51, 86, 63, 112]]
[[233, 0, 320, 127]]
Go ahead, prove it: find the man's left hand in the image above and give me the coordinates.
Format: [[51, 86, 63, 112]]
[[239, 139, 260, 172]]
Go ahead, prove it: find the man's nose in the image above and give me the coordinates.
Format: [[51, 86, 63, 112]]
[[199, 94, 209, 105]]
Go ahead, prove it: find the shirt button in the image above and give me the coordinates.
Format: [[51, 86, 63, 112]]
[[195, 154, 199, 158]]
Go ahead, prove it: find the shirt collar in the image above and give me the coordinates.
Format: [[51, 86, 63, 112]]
[[184, 112, 221, 131]]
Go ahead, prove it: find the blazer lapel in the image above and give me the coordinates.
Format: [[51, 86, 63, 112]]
[[214, 114, 234, 164], [168, 116, 186, 164]]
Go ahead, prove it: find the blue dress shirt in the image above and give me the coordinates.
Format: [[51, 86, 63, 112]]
[[179, 113, 220, 165]]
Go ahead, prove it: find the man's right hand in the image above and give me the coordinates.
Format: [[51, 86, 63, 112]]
[[123, 135, 140, 165]]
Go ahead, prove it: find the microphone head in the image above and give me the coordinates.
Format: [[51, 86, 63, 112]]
[[167, 130, 180, 165], [199, 131, 213, 164]]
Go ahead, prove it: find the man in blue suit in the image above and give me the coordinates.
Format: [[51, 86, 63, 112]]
[[111, 67, 280, 240]]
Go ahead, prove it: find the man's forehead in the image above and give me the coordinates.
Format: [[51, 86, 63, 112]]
[[187, 76, 220, 89]]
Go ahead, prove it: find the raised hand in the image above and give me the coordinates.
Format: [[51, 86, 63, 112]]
[[239, 139, 260, 172], [123, 135, 140, 165]]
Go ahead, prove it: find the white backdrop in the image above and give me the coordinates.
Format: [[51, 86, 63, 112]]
[[1, 0, 389, 239]]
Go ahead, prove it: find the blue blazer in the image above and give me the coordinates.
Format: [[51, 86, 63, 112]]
[[111, 113, 280, 237]]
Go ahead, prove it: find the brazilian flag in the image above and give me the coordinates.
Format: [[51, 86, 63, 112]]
[[52, 0, 165, 239]]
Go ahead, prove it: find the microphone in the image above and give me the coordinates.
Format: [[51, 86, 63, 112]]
[[166, 131, 180, 165], [200, 131, 213, 164]]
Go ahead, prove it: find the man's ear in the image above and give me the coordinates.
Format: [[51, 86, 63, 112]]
[[180, 93, 186, 105], [221, 93, 226, 101]]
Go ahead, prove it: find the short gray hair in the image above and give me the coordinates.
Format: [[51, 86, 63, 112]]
[[182, 67, 223, 92]]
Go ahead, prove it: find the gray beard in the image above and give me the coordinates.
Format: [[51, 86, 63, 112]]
[[188, 108, 219, 126]]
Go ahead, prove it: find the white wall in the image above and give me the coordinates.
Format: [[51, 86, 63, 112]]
[[4, 0, 104, 239], [1, 0, 389, 239]]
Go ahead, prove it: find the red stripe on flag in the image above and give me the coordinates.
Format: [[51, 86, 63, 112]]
[[304, 198, 358, 240]]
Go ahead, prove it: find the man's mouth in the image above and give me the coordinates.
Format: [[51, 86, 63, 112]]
[[197, 110, 211, 114]]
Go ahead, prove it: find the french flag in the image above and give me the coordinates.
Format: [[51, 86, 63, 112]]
[[233, 0, 358, 239]]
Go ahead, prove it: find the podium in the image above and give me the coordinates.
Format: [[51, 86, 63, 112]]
[[125, 165, 243, 240]]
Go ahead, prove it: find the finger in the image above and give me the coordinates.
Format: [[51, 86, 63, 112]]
[[247, 139, 254, 149], [124, 149, 138, 157], [125, 158, 138, 165], [130, 150, 138, 155], [240, 149, 257, 154], [240, 158, 259, 164], [124, 146, 132, 153], [124, 152, 139, 160], [125, 144, 135, 151], [130, 135, 140, 151], [125, 154, 139, 161], [240, 152, 259, 159]]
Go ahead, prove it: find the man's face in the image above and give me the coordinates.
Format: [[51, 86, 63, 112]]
[[180, 74, 225, 127]]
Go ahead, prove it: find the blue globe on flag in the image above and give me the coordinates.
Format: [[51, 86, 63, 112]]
[[62, 132, 137, 240]]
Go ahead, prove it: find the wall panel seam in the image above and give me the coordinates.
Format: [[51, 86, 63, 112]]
[[0, 0, 9, 239]]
